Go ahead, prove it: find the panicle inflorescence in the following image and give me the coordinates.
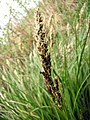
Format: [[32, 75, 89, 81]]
[[34, 8, 62, 108]]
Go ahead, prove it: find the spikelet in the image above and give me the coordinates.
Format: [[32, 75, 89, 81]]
[[79, 2, 86, 30], [76, 2, 86, 31], [34, 8, 62, 108]]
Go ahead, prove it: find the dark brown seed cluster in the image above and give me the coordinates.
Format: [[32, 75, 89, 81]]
[[34, 8, 62, 108]]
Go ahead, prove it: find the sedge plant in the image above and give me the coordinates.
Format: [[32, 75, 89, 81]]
[[0, 1, 90, 120]]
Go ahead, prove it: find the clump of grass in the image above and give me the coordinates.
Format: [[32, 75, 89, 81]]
[[34, 8, 62, 108], [0, 1, 90, 120]]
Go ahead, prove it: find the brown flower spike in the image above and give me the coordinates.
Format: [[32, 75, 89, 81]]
[[34, 8, 62, 108]]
